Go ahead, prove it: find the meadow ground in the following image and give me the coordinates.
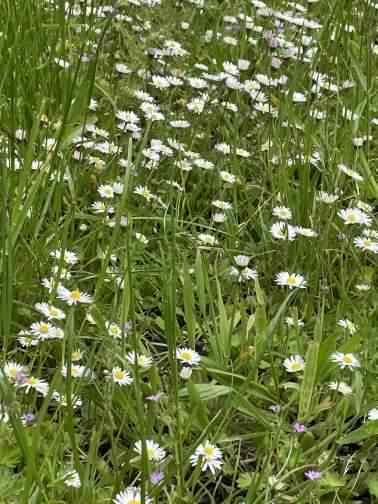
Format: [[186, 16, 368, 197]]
[[0, 0, 378, 502]]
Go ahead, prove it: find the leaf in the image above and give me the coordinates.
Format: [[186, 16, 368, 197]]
[[367, 476, 378, 497], [238, 472, 254, 489], [299, 341, 320, 420], [339, 333, 362, 354], [195, 251, 207, 317], [338, 421, 378, 445], [321, 472, 346, 489], [183, 261, 196, 346], [234, 394, 273, 429], [178, 383, 233, 401]]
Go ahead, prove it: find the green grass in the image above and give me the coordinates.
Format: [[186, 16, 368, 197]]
[[0, 0, 378, 502]]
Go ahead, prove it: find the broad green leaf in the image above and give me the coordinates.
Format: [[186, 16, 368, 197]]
[[299, 341, 320, 420], [178, 383, 233, 401]]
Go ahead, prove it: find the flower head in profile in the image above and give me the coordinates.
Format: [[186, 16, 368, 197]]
[[330, 352, 360, 370], [275, 272, 307, 289], [272, 206, 292, 220], [328, 381, 352, 395], [283, 355, 305, 373], [113, 487, 152, 504], [63, 469, 81, 488], [19, 376, 49, 396], [337, 319, 357, 334], [126, 352, 153, 369], [134, 440, 166, 462], [271, 221, 297, 241], [190, 440, 223, 474], [57, 286, 93, 305], [34, 303, 66, 320]]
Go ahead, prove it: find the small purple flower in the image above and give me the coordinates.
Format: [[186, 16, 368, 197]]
[[150, 470, 164, 485], [305, 470, 322, 480], [293, 422, 307, 433], [22, 412, 36, 426]]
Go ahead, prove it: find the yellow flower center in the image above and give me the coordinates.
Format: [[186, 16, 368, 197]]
[[114, 370, 125, 380], [49, 307, 59, 316], [128, 500, 140, 504], [204, 447, 215, 457], [180, 351, 192, 361], [343, 355, 353, 365], [40, 323, 49, 333], [27, 377, 38, 385], [287, 275, 297, 285], [9, 368, 18, 378], [70, 289, 81, 301], [291, 362, 302, 371]]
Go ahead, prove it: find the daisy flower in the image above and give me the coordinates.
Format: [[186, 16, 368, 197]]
[[30, 321, 62, 340], [367, 408, 378, 421], [98, 184, 114, 199], [61, 364, 91, 379], [328, 381, 352, 395], [63, 469, 81, 488], [272, 206, 292, 220], [126, 352, 153, 369], [270, 222, 297, 241], [229, 266, 258, 282], [34, 303, 66, 320], [283, 355, 305, 373], [180, 367, 193, 380], [113, 487, 151, 504], [337, 163, 363, 182], [134, 440, 166, 462], [234, 255, 250, 267], [50, 249, 78, 265], [176, 347, 201, 366], [316, 191, 339, 204], [111, 367, 133, 385], [19, 376, 49, 396], [330, 352, 360, 370], [52, 392, 82, 409], [338, 208, 371, 226], [198, 233, 218, 246], [275, 272, 307, 289], [337, 319, 357, 334], [220, 171, 236, 184], [285, 317, 304, 327], [190, 440, 223, 475], [106, 321, 122, 338], [57, 286, 93, 305], [354, 237, 378, 253], [2, 362, 27, 383]]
